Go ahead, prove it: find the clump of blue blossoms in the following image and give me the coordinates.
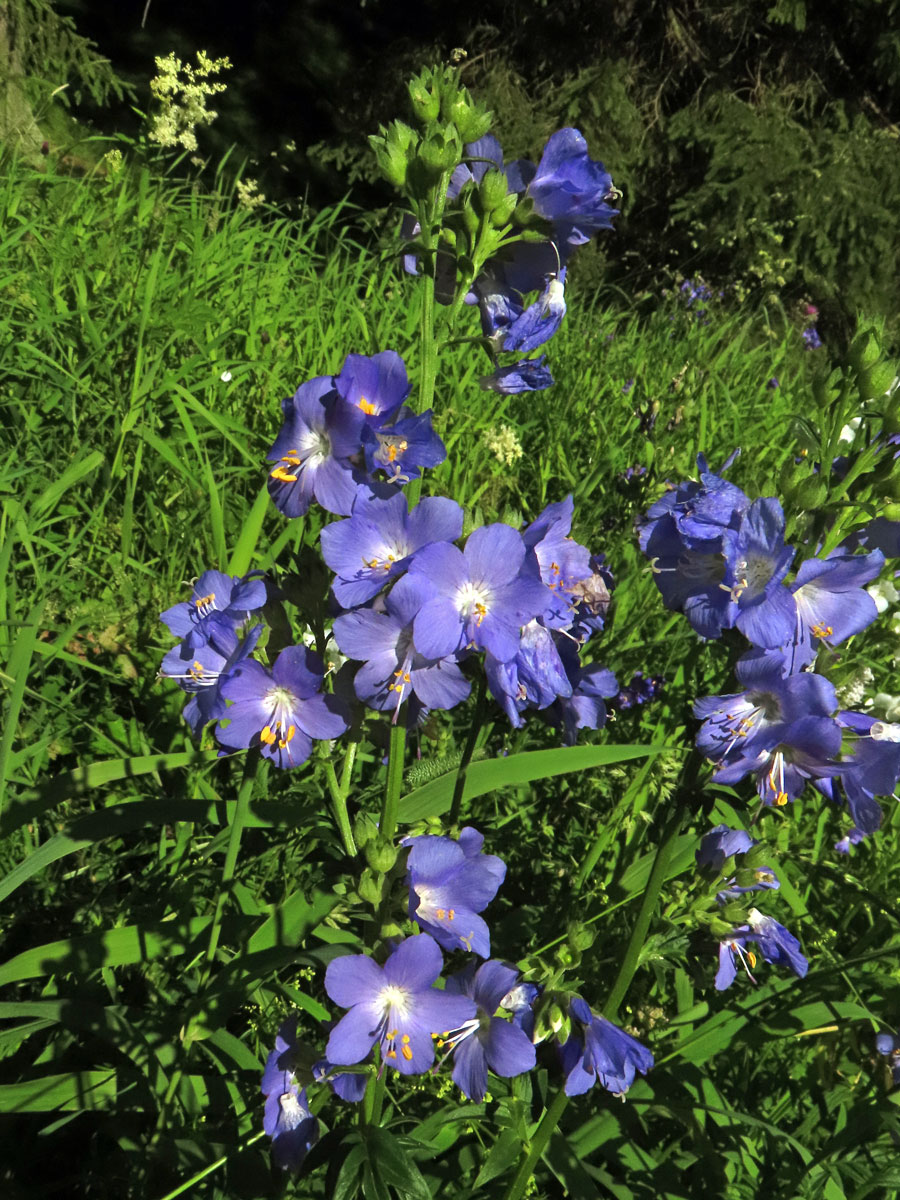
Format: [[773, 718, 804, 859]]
[[639, 452, 900, 844]]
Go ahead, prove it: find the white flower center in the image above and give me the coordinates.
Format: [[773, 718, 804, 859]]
[[378, 984, 411, 1019], [455, 580, 493, 626]]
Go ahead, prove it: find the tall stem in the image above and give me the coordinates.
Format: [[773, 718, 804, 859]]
[[449, 674, 486, 826], [324, 742, 358, 858], [380, 720, 407, 844], [500, 1087, 570, 1200]]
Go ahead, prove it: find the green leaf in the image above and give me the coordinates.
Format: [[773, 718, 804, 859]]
[[0, 1070, 117, 1112], [0, 916, 213, 986], [364, 1126, 432, 1200], [397, 743, 662, 823], [228, 482, 271, 576], [473, 1128, 523, 1190]]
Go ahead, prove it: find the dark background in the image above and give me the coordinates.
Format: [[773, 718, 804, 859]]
[[42, 0, 900, 325]]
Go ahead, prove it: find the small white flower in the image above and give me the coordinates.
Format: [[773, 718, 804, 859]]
[[220, 370, 232, 382]]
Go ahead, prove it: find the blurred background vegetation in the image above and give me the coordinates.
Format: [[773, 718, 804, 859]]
[[2, 0, 899, 337]]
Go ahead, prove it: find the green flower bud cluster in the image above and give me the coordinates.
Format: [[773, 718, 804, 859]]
[[369, 66, 491, 193]]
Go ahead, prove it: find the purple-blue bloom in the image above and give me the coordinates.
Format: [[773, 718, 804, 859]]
[[560, 997, 653, 1096], [484, 620, 572, 729], [267, 376, 371, 518], [333, 349, 410, 430], [715, 909, 808, 990], [333, 573, 471, 719], [694, 649, 837, 773], [441, 961, 537, 1102], [261, 1018, 319, 1171], [714, 714, 843, 807], [521, 495, 594, 630], [803, 326, 823, 350], [501, 270, 567, 353], [408, 523, 552, 663], [403, 826, 506, 957], [360, 407, 446, 484], [324, 934, 476, 1075], [217, 645, 349, 768], [723, 497, 797, 648], [160, 569, 267, 653], [831, 712, 900, 835], [695, 825, 780, 903], [321, 491, 464, 608], [525, 128, 618, 246], [160, 623, 262, 737], [788, 550, 884, 667], [480, 357, 554, 394]]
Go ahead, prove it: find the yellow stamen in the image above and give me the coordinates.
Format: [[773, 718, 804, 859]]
[[358, 397, 377, 415]]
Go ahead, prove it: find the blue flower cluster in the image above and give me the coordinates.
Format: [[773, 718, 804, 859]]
[[328, 490, 617, 737], [437, 129, 618, 393], [159, 569, 349, 768], [263, 826, 653, 1167], [267, 350, 445, 518], [696, 826, 807, 990], [639, 452, 900, 844]]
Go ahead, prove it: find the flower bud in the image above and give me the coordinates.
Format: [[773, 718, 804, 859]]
[[858, 360, 898, 401], [478, 168, 510, 214], [555, 944, 579, 969], [848, 328, 882, 372], [567, 923, 596, 953], [408, 75, 440, 124], [358, 868, 383, 906], [379, 921, 404, 941], [364, 839, 399, 873]]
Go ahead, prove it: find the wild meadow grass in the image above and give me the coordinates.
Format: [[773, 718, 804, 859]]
[[2, 148, 900, 1198]]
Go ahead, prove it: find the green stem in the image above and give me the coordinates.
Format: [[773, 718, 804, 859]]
[[449, 674, 486, 827], [500, 1086, 570, 1200], [380, 720, 407, 844], [324, 742, 358, 858]]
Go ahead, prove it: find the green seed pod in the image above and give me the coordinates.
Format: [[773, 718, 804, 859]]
[[478, 168, 510, 214], [555, 944, 580, 969], [784, 474, 827, 511], [365, 840, 399, 873]]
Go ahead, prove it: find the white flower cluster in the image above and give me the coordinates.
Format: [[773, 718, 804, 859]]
[[236, 177, 266, 211], [482, 424, 524, 467], [149, 50, 231, 153]]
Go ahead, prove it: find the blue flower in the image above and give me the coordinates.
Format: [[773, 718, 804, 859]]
[[403, 826, 506, 957], [723, 497, 798, 648], [267, 376, 372, 518], [321, 491, 463, 608], [261, 1018, 319, 1171], [480, 357, 554, 394], [441, 961, 537, 1102], [501, 270, 567, 353], [695, 825, 780, 904], [526, 129, 619, 246], [484, 620, 572, 729], [333, 349, 411, 429], [160, 623, 262, 737], [693, 649, 837, 774], [560, 997, 653, 1096], [332, 573, 471, 718], [160, 569, 267, 654], [788, 550, 884, 667], [802, 326, 823, 350], [407, 523, 552, 663], [217, 645, 349, 768], [324, 935, 476, 1075], [715, 909, 808, 990], [361, 407, 447, 484]]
